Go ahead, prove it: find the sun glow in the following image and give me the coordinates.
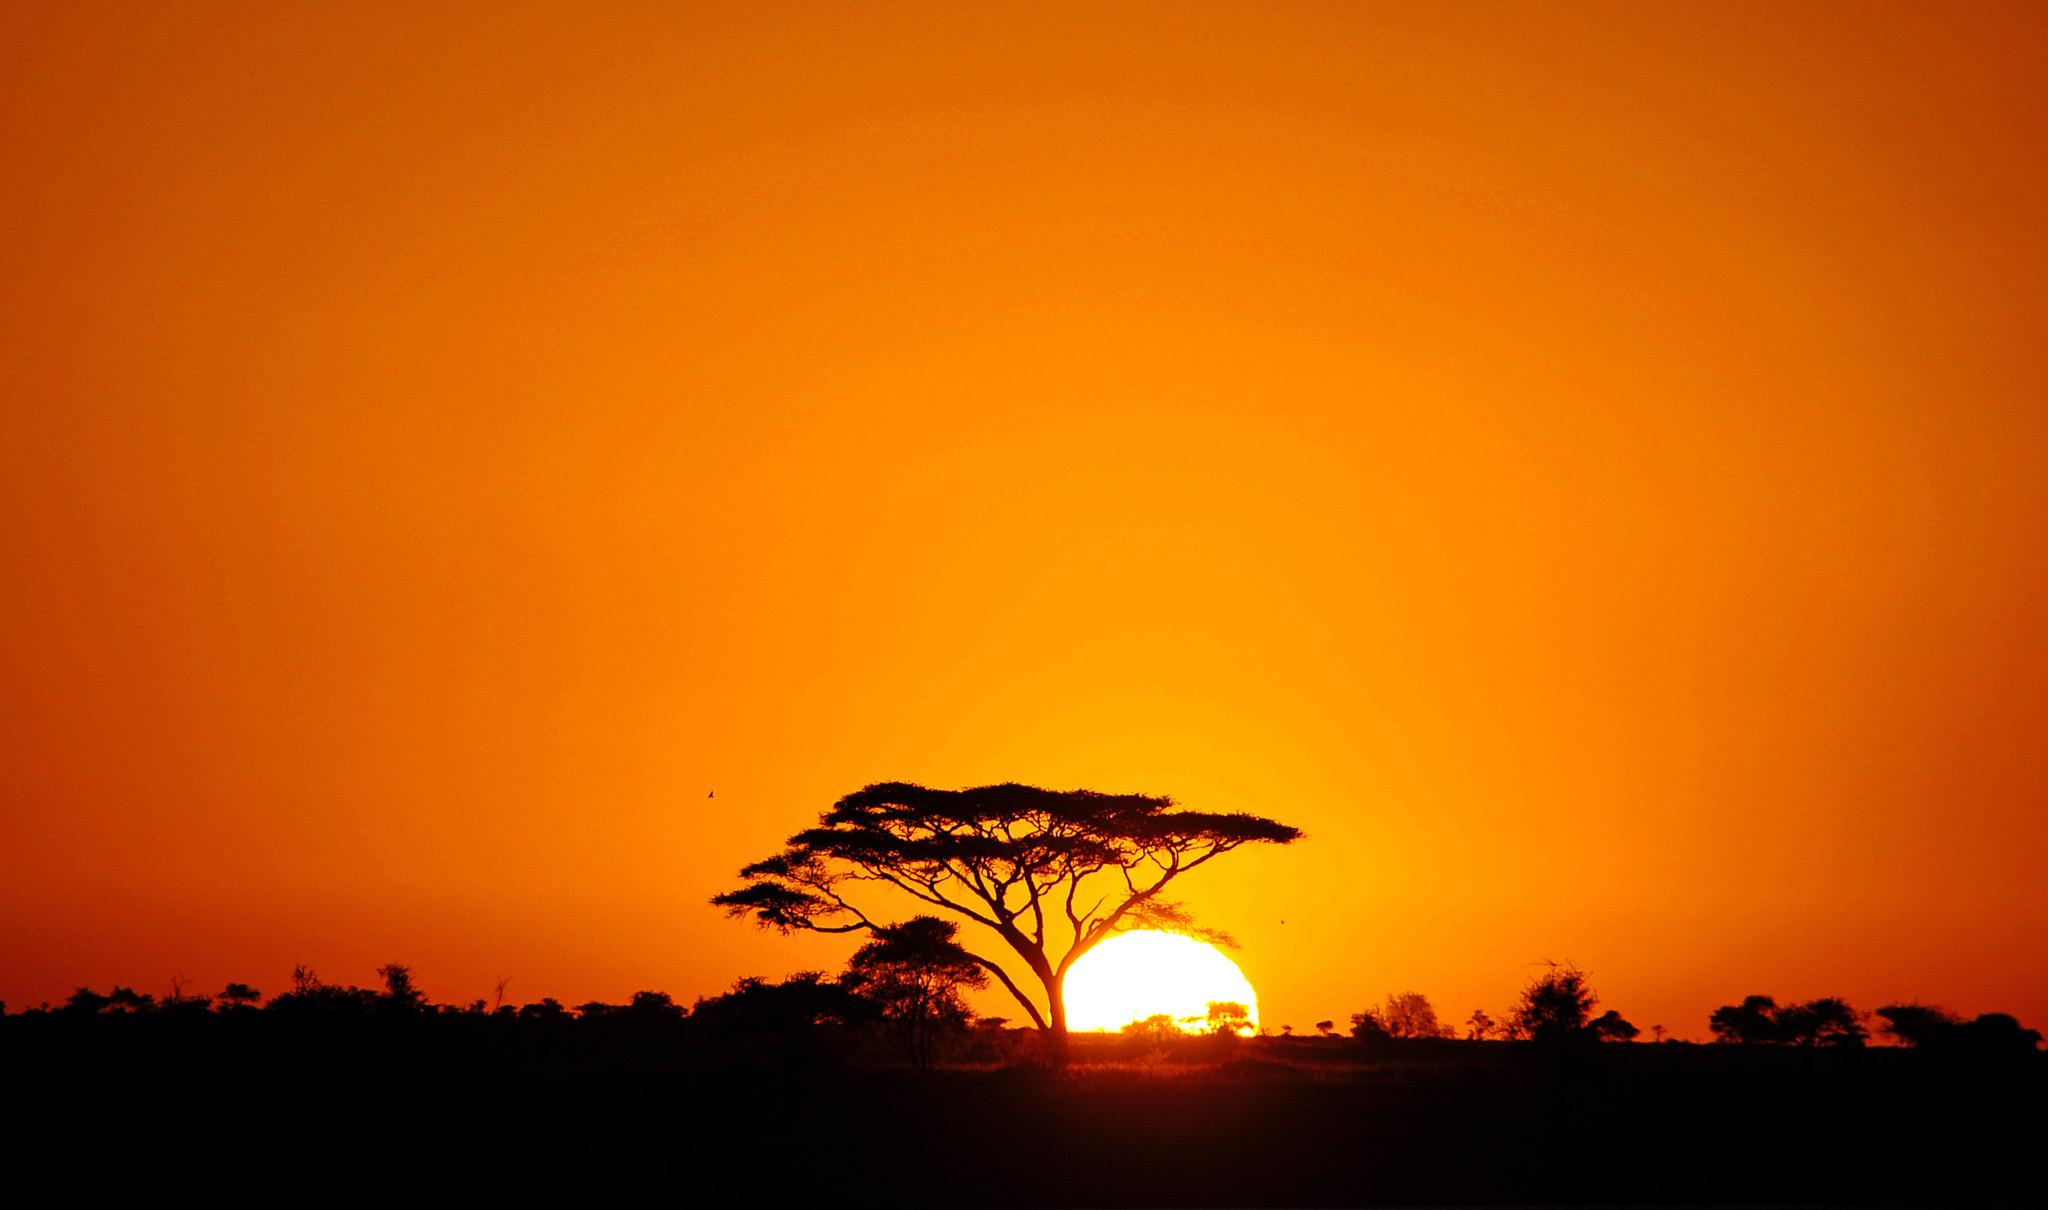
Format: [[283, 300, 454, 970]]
[[1064, 930, 1260, 1033]]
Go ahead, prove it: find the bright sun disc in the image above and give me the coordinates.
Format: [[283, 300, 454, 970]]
[[1064, 930, 1259, 1033]]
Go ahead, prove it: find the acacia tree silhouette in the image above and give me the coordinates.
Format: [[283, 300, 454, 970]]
[[1204, 1000, 1253, 1037], [714, 781, 1300, 1063], [217, 982, 262, 1012]]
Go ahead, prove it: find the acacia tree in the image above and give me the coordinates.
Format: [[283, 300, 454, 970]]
[[216, 983, 262, 1012], [1204, 1000, 1253, 1037], [713, 781, 1301, 1062]]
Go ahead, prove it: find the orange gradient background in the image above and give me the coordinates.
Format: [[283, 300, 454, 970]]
[[3, 1, 2044, 1036]]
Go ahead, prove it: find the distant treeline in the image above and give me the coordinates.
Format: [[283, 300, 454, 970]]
[[5, 955, 1013, 1070], [9, 954, 2039, 1066], [1328, 966, 2042, 1056]]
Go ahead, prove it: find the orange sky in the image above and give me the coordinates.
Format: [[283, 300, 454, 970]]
[[3, 1, 2044, 1036]]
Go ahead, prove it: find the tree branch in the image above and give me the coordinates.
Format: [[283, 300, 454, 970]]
[[963, 950, 1047, 1031]]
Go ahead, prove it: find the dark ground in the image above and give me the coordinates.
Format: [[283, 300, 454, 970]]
[[8, 1017, 2041, 1204]]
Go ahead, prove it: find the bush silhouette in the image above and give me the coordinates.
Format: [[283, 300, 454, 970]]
[[1710, 995, 1866, 1047], [1510, 964, 1627, 1044], [1589, 1009, 1639, 1041], [1877, 1004, 2043, 1055], [1348, 1009, 1390, 1042]]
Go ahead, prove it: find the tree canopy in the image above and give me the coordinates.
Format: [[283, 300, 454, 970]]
[[1710, 994, 1867, 1047]]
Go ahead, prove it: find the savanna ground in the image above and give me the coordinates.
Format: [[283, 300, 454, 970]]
[[10, 1014, 2041, 1204]]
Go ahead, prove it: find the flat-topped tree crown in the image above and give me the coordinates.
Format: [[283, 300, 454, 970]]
[[714, 781, 1302, 1061]]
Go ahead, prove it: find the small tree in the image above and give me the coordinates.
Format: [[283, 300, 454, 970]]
[[1465, 1008, 1495, 1041], [1776, 997, 1866, 1047], [1954, 1012, 2044, 1054], [1349, 1009, 1390, 1042], [1511, 963, 1598, 1044], [64, 988, 110, 1017], [1379, 991, 1449, 1039], [376, 964, 424, 1012], [846, 916, 988, 1070], [217, 983, 262, 1012], [1709, 995, 1782, 1044], [1205, 1000, 1253, 1038], [1314, 1019, 1335, 1038], [1589, 1009, 1639, 1042]]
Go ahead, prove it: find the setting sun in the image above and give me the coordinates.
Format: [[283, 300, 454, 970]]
[[1065, 931, 1260, 1034]]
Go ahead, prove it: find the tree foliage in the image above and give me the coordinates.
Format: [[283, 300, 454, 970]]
[[1385, 991, 1450, 1039], [1349, 992, 1451, 1040], [1710, 994, 1866, 1047], [1348, 1010, 1388, 1042], [1509, 964, 1631, 1044], [1204, 1000, 1253, 1037], [1589, 1009, 1639, 1042], [1876, 1004, 2043, 1054], [1708, 994, 1781, 1044], [689, 972, 867, 1035], [376, 964, 424, 1012], [217, 983, 262, 1011]]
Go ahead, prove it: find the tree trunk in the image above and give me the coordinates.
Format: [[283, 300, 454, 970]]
[[1041, 976, 1070, 1066]]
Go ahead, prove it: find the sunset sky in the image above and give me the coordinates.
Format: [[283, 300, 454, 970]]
[[4, 2, 2044, 1036]]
